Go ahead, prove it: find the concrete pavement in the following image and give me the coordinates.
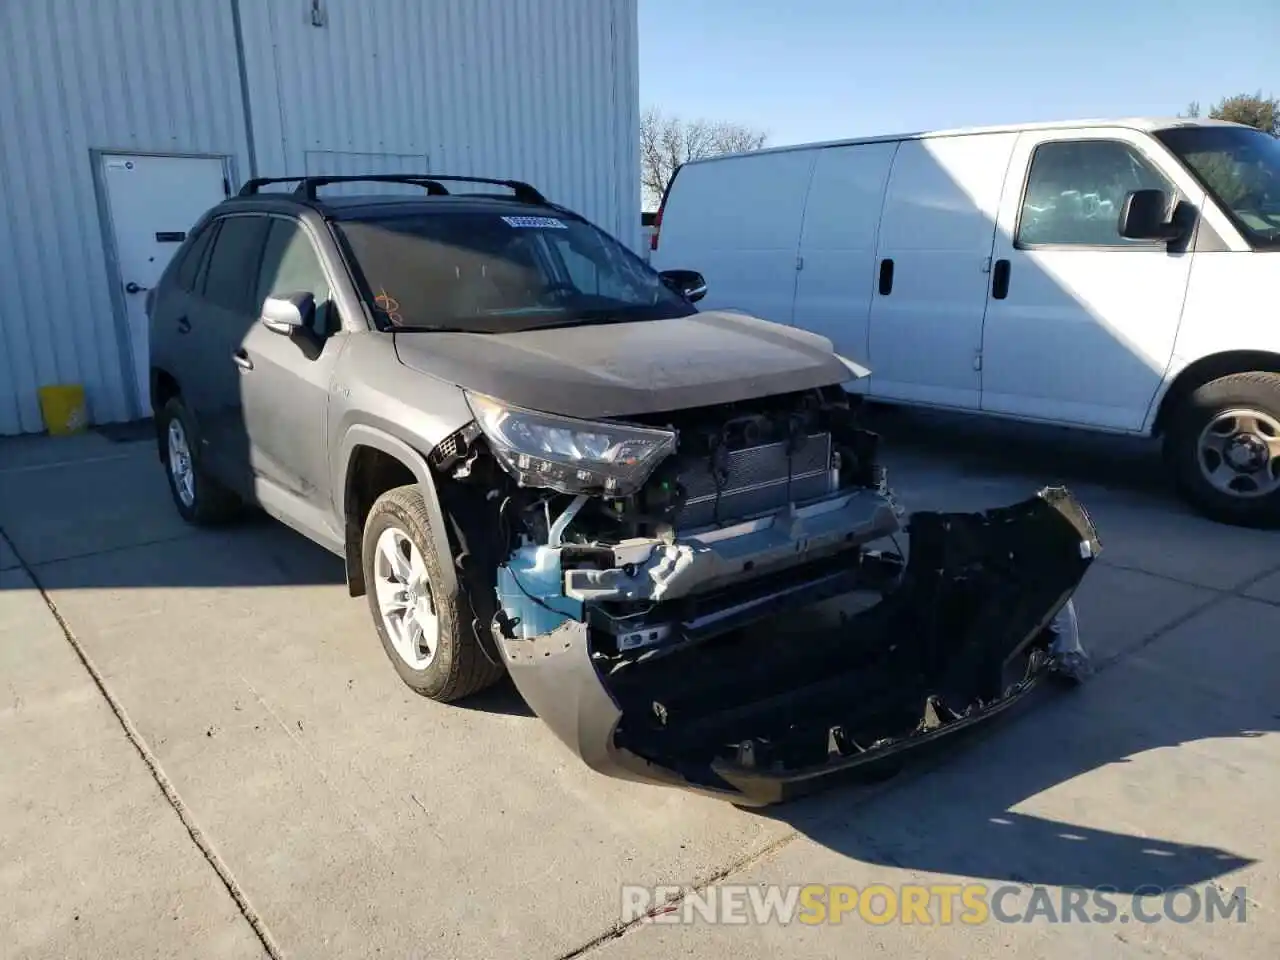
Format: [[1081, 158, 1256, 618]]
[[0, 566, 265, 959], [1, 417, 1277, 959]]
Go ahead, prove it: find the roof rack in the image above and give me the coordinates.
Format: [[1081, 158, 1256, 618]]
[[236, 174, 547, 204]]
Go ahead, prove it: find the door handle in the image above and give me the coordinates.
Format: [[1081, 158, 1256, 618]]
[[991, 259, 1011, 300], [232, 349, 254, 371], [176, 316, 191, 335], [125, 281, 149, 294], [877, 258, 894, 296]]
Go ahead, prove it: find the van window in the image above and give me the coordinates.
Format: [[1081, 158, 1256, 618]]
[[1155, 125, 1280, 250], [202, 215, 271, 311], [256, 220, 336, 335], [1017, 141, 1172, 247]]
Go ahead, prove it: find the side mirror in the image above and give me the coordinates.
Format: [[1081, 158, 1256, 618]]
[[658, 269, 707, 303], [1118, 189, 1182, 241], [261, 293, 315, 335]]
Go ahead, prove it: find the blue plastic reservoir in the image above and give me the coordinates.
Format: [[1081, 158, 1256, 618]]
[[495, 545, 584, 639]]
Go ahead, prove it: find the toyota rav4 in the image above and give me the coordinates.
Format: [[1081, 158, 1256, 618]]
[[148, 174, 1099, 805]]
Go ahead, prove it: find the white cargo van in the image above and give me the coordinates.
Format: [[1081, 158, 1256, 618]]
[[650, 118, 1280, 526]]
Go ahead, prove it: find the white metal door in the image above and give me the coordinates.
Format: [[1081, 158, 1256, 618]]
[[865, 134, 1017, 409], [980, 130, 1198, 431], [100, 154, 228, 413]]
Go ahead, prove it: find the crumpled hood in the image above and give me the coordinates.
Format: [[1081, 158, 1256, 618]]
[[393, 310, 856, 418]]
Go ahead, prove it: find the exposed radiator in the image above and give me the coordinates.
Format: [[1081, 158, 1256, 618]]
[[674, 433, 835, 528]]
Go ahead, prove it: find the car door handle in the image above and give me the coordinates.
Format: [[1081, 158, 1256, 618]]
[[232, 349, 254, 371], [877, 258, 894, 296], [991, 259, 1011, 300], [176, 316, 191, 335]]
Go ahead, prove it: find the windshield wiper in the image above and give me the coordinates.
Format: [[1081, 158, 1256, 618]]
[[389, 324, 491, 334], [517, 309, 648, 330]]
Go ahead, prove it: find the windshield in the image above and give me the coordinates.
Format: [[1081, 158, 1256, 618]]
[[1155, 125, 1280, 249], [337, 210, 696, 332]]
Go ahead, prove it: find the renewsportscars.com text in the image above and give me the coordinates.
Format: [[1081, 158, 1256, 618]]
[[621, 882, 1248, 926]]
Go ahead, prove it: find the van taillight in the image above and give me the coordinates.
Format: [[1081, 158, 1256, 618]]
[[651, 165, 680, 252]]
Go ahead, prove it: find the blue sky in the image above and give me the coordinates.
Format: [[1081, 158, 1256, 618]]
[[638, 0, 1279, 147]]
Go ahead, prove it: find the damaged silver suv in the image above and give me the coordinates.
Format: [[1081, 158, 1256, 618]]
[[148, 174, 1100, 804]]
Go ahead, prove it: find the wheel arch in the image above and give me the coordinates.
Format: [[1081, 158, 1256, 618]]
[[1151, 351, 1280, 436], [150, 367, 182, 461], [337, 425, 457, 599]]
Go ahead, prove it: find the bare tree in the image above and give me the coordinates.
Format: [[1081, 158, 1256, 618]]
[[641, 108, 768, 209]]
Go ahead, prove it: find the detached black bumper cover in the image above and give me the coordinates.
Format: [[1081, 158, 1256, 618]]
[[498, 487, 1101, 806]]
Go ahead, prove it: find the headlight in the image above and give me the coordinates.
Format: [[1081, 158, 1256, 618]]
[[465, 392, 676, 496]]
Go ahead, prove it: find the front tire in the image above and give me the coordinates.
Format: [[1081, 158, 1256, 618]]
[[1165, 372, 1280, 528], [158, 397, 242, 525], [361, 484, 504, 702]]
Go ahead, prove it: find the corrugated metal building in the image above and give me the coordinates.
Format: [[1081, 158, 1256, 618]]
[[0, 0, 640, 435]]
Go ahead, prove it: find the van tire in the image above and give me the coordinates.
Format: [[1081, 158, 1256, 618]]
[[159, 397, 242, 525], [1165, 372, 1280, 528], [362, 484, 504, 702]]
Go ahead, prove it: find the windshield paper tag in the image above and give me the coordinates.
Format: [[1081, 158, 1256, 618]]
[[501, 216, 567, 229]]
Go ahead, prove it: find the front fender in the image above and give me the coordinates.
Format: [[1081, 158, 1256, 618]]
[[335, 423, 458, 596]]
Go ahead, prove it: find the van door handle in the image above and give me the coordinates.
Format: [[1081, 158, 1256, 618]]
[[878, 258, 894, 296], [232, 349, 254, 371], [991, 259, 1011, 300], [176, 316, 191, 335]]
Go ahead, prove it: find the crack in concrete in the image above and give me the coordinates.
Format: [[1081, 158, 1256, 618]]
[[0, 451, 140, 476], [17, 530, 205, 570], [1096, 556, 1280, 596], [1092, 559, 1280, 673], [0, 525, 285, 960]]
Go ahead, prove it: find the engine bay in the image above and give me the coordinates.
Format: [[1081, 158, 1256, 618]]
[[435, 385, 886, 543], [432, 386, 898, 657]]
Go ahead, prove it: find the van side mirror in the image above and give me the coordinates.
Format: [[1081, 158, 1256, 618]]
[[658, 269, 707, 303], [261, 293, 315, 335], [1118, 189, 1182, 241]]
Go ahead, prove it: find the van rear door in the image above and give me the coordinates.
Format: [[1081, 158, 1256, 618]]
[[791, 141, 897, 388], [866, 133, 1017, 409], [652, 150, 816, 325]]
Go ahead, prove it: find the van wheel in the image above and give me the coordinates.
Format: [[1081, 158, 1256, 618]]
[[159, 397, 241, 525], [1165, 372, 1280, 528], [362, 484, 504, 702]]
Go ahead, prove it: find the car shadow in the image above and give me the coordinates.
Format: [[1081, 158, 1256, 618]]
[[452, 675, 535, 718], [753, 646, 1272, 894]]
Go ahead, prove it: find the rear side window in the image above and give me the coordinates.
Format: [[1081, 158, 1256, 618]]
[[1017, 140, 1173, 247], [202, 215, 271, 310], [256, 219, 336, 335], [174, 222, 217, 292]]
